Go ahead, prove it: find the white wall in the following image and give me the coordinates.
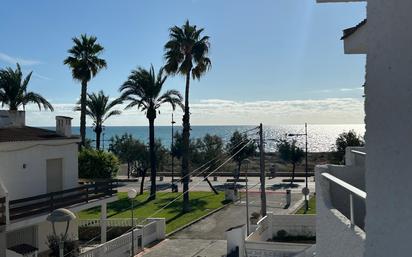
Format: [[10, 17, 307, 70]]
[[247, 214, 315, 242], [0, 139, 79, 200], [364, 1, 412, 257], [315, 166, 365, 257]]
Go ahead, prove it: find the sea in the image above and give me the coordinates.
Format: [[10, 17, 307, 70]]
[[45, 124, 365, 153]]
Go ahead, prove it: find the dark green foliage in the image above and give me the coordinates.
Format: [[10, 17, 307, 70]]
[[109, 133, 145, 178], [46, 235, 79, 257], [226, 131, 257, 178], [334, 130, 365, 164], [78, 148, 119, 179], [0, 63, 53, 111], [277, 139, 305, 184]]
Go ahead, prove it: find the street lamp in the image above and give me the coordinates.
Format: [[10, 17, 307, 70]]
[[47, 208, 76, 257], [287, 123, 309, 213], [243, 158, 251, 236], [128, 189, 137, 257], [171, 113, 177, 192]]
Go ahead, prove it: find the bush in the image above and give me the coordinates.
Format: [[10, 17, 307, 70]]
[[79, 148, 120, 179], [46, 235, 79, 257], [333, 130, 364, 164]]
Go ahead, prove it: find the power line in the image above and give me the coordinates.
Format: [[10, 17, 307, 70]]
[[65, 139, 255, 256]]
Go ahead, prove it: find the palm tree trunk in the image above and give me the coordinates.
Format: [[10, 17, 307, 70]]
[[95, 127, 101, 150], [182, 72, 191, 212], [291, 163, 296, 185], [80, 80, 88, 147], [148, 117, 157, 200]]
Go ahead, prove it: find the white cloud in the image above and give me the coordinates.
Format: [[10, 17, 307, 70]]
[[0, 52, 42, 66], [316, 87, 363, 93], [23, 98, 365, 126], [339, 87, 363, 92]]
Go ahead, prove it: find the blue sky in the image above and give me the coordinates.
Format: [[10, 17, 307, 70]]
[[0, 0, 366, 126]]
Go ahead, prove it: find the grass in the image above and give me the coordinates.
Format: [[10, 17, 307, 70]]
[[296, 196, 316, 214], [78, 191, 227, 233]]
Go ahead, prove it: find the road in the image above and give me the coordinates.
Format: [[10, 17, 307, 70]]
[[139, 190, 305, 257]]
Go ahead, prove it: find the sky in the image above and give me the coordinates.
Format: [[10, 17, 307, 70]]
[[0, 0, 366, 126]]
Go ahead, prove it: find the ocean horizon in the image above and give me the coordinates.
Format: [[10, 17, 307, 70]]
[[43, 124, 365, 152]]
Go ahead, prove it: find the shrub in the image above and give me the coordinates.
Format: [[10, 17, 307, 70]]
[[46, 235, 79, 257], [277, 229, 288, 239], [79, 148, 119, 179], [333, 130, 365, 164]]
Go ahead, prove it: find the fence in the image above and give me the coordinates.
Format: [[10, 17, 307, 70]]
[[79, 218, 165, 257]]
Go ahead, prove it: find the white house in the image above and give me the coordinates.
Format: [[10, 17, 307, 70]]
[[0, 110, 117, 256], [316, 1, 412, 257]]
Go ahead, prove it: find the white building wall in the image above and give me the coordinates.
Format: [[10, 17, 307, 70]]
[[0, 140, 78, 200], [364, 1, 412, 257], [344, 23, 367, 54]]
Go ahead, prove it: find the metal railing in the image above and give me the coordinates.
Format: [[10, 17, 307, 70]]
[[322, 173, 366, 227], [351, 149, 366, 156], [9, 181, 117, 221]]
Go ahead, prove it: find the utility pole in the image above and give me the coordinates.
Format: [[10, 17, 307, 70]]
[[259, 123, 267, 217], [304, 122, 308, 213], [171, 113, 177, 192]]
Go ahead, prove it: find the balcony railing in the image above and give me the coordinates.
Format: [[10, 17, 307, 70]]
[[9, 181, 117, 221], [322, 172, 366, 229]]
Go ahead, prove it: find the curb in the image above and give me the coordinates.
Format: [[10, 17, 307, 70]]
[[165, 202, 232, 238]]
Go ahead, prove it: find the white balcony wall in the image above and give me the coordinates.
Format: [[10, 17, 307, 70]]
[[0, 140, 79, 200], [315, 165, 365, 257]]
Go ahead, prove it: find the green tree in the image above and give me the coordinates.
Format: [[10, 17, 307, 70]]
[[277, 139, 305, 184], [334, 130, 365, 164], [120, 65, 182, 200], [109, 133, 142, 179], [0, 63, 53, 111], [78, 148, 119, 179], [164, 20, 211, 211], [64, 34, 107, 147], [197, 134, 224, 174], [76, 91, 122, 150], [226, 131, 257, 179]]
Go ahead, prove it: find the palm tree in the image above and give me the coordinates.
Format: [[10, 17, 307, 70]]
[[0, 63, 53, 111], [164, 20, 211, 211], [75, 90, 122, 150], [120, 65, 183, 200], [64, 34, 107, 147]]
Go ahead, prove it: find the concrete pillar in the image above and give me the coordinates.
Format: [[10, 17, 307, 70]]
[[365, 2, 412, 257], [226, 225, 246, 257], [100, 202, 107, 243]]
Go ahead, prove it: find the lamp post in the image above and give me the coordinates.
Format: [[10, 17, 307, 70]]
[[128, 189, 137, 257], [47, 208, 76, 257], [243, 159, 251, 236], [287, 123, 309, 213], [171, 113, 177, 192]]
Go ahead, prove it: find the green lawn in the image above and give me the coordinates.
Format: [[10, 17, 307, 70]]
[[296, 196, 316, 214], [78, 191, 227, 233]]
